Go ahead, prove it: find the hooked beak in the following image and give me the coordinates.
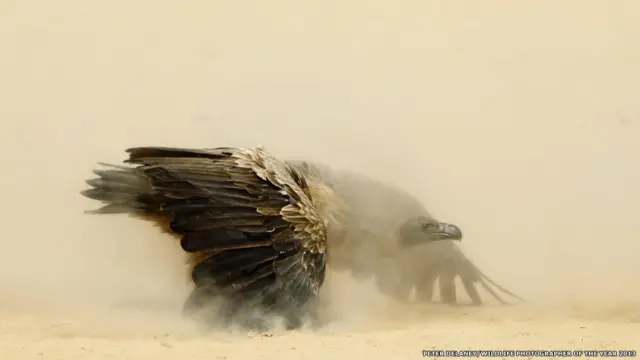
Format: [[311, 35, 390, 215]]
[[428, 222, 463, 241], [399, 220, 463, 247]]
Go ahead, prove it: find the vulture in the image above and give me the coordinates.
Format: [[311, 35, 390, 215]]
[[288, 161, 524, 306], [81, 146, 521, 331]]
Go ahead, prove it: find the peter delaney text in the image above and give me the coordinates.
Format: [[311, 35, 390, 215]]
[[422, 349, 637, 358]]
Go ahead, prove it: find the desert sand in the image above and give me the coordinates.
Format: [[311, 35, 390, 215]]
[[1, 1, 639, 358]]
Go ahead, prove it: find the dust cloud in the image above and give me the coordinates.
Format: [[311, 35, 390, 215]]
[[0, 0, 639, 357]]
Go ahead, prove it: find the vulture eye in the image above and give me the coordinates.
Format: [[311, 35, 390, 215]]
[[421, 222, 436, 230]]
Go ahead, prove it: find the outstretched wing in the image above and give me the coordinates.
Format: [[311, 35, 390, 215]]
[[82, 146, 328, 319], [408, 240, 525, 306]]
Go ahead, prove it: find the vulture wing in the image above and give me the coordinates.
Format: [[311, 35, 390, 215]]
[[82, 146, 329, 329]]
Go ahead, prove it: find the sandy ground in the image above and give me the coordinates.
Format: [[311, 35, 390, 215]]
[[1, 1, 640, 358]]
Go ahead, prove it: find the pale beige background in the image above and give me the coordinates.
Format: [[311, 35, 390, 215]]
[[1, 1, 639, 358]]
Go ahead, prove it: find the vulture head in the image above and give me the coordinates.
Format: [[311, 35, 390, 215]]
[[397, 215, 463, 247]]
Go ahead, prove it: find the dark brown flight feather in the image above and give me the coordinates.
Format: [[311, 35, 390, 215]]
[[82, 146, 331, 330]]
